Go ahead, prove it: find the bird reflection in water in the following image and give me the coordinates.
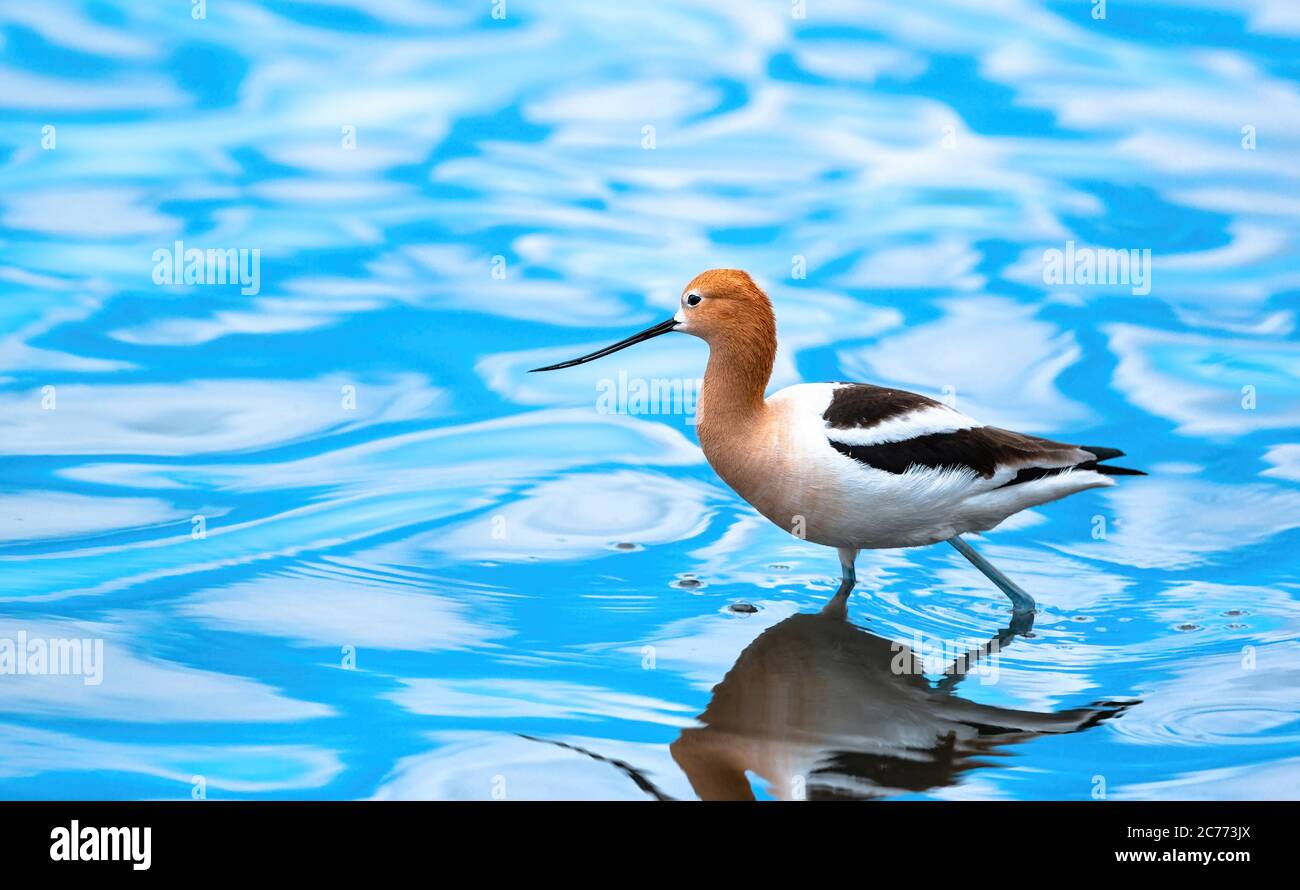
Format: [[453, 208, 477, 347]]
[[669, 591, 1134, 801]]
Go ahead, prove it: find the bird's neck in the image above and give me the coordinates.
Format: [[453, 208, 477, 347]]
[[696, 330, 775, 454]]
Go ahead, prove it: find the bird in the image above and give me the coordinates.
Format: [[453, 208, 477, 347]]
[[517, 588, 1133, 801], [670, 589, 1132, 800], [531, 269, 1144, 622]]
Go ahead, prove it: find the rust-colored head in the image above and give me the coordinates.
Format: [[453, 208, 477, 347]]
[[529, 269, 776, 389], [673, 269, 776, 348]]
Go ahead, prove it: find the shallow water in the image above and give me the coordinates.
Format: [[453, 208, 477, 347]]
[[0, 1, 1298, 800]]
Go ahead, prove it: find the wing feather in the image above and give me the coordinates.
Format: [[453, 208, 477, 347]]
[[821, 387, 1145, 482]]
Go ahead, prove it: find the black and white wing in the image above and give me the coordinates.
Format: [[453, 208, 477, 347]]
[[819, 383, 1143, 488]]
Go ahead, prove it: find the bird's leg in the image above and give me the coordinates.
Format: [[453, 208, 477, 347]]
[[947, 536, 1037, 619], [935, 617, 1028, 694], [835, 547, 859, 599], [822, 548, 859, 617]]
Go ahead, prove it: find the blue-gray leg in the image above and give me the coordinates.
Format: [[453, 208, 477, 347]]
[[835, 546, 858, 597], [821, 547, 860, 618], [947, 536, 1037, 619]]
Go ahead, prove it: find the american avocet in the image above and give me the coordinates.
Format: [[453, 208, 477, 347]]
[[531, 269, 1144, 620], [671, 593, 1131, 800]]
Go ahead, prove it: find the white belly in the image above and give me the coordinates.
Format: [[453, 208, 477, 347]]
[[702, 383, 1112, 550], [728, 439, 981, 549]]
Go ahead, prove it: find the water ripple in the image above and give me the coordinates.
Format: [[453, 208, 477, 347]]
[[0, 0, 1297, 799]]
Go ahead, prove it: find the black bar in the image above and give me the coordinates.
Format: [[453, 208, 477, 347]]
[[0, 801, 1285, 874]]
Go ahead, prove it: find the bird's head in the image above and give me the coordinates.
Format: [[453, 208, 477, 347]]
[[672, 269, 775, 346], [529, 269, 775, 372]]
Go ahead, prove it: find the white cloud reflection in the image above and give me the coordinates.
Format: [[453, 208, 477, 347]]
[[372, 731, 695, 801], [1054, 477, 1300, 570], [0, 374, 441, 456], [0, 491, 188, 543], [0, 618, 331, 723], [427, 470, 718, 562], [0, 724, 342, 794], [839, 297, 1094, 432], [179, 563, 505, 651]]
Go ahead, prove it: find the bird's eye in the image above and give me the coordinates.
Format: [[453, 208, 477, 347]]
[[685, 293, 702, 307]]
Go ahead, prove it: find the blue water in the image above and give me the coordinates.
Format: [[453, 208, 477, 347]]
[[1, 1, 1298, 800]]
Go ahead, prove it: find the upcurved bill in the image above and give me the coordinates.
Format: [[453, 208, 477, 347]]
[[529, 318, 679, 372]]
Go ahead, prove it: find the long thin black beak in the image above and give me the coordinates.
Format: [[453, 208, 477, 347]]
[[529, 318, 679, 372]]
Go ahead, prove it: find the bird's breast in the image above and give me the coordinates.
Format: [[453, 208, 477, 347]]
[[698, 399, 849, 543]]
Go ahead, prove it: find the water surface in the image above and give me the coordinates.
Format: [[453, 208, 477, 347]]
[[1, 0, 1298, 800]]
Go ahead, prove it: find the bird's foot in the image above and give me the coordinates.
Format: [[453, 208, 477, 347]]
[[1008, 590, 1037, 616], [1008, 608, 1036, 637]]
